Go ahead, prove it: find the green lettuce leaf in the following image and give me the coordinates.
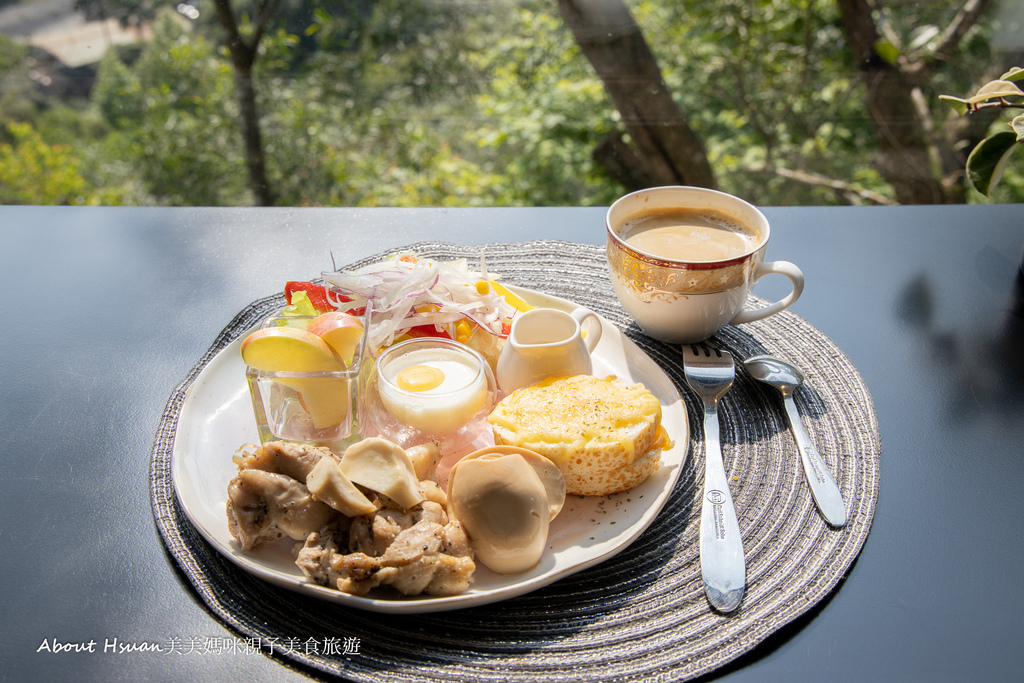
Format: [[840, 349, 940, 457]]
[[275, 291, 319, 327]]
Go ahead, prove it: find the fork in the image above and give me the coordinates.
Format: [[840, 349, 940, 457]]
[[682, 343, 746, 612]]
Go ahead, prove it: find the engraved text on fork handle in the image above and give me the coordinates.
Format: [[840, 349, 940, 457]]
[[699, 402, 746, 612]]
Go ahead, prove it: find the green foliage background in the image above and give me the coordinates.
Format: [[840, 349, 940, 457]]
[[0, 0, 1019, 206]]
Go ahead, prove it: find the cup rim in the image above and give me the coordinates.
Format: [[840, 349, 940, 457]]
[[376, 336, 488, 400], [248, 305, 372, 378], [507, 307, 578, 350], [606, 185, 769, 268]]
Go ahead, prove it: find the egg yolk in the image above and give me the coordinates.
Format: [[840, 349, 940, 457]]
[[396, 364, 445, 392]]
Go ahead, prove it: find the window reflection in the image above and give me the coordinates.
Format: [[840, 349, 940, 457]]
[[897, 249, 1024, 425]]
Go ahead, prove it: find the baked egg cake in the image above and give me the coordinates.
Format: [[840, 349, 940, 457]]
[[487, 374, 671, 496]]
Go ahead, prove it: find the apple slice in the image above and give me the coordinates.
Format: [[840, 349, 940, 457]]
[[241, 326, 344, 372], [288, 377, 350, 429], [307, 311, 365, 367], [241, 327, 348, 429]]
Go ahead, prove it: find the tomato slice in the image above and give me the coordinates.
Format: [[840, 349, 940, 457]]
[[283, 281, 335, 313], [401, 324, 452, 340]]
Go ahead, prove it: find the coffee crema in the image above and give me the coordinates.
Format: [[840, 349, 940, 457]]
[[619, 208, 760, 262]]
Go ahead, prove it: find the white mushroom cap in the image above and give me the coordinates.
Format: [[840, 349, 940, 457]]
[[452, 445, 566, 519], [446, 446, 566, 574]]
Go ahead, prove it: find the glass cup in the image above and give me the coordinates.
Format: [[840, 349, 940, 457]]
[[364, 337, 498, 454], [245, 305, 372, 451]]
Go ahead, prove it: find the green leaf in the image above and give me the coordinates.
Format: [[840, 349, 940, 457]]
[[941, 78, 1024, 114], [972, 79, 1024, 102], [874, 39, 899, 64], [1000, 67, 1024, 83], [1012, 115, 1024, 142], [939, 94, 969, 116], [965, 130, 1020, 196]]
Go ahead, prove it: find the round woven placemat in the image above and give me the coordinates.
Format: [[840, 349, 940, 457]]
[[151, 240, 879, 682]]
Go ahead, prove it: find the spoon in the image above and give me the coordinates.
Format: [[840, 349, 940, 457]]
[[743, 355, 847, 527]]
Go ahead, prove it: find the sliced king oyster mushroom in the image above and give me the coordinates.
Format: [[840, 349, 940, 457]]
[[446, 446, 566, 574], [340, 437, 425, 510], [305, 456, 377, 517]]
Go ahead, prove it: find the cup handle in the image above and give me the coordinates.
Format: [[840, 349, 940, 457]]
[[572, 307, 603, 352], [730, 261, 805, 325]]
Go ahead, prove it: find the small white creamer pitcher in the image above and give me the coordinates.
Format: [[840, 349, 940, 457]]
[[496, 307, 603, 394]]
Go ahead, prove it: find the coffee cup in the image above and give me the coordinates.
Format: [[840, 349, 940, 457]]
[[606, 186, 804, 344]]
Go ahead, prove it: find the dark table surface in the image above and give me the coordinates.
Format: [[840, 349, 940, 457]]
[[2, 204, 1022, 682]]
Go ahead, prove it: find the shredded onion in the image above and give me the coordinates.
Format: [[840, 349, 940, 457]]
[[322, 255, 517, 350]]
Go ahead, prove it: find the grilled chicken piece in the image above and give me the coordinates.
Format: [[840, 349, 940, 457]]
[[227, 439, 476, 596], [332, 519, 475, 596], [419, 479, 447, 507], [420, 521, 477, 595], [370, 508, 415, 555], [346, 501, 448, 556], [348, 507, 410, 556], [416, 501, 448, 526], [406, 440, 443, 480], [439, 518, 473, 558], [226, 469, 338, 550], [295, 521, 350, 586], [421, 551, 476, 596], [234, 441, 337, 481]]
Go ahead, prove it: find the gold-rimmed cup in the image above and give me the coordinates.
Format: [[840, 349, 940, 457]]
[[606, 186, 804, 344]]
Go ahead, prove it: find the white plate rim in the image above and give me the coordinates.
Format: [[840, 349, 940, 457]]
[[170, 285, 688, 614]]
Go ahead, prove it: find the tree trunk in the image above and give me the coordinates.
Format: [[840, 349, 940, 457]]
[[214, 0, 277, 207], [230, 57, 275, 207], [837, 0, 995, 205], [557, 0, 717, 191]]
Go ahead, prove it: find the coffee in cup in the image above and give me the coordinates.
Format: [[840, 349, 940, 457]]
[[606, 186, 804, 344]]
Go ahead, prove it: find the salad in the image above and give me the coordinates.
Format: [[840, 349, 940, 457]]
[[282, 253, 531, 362]]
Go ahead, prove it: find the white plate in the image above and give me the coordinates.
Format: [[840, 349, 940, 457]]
[[171, 286, 688, 614]]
